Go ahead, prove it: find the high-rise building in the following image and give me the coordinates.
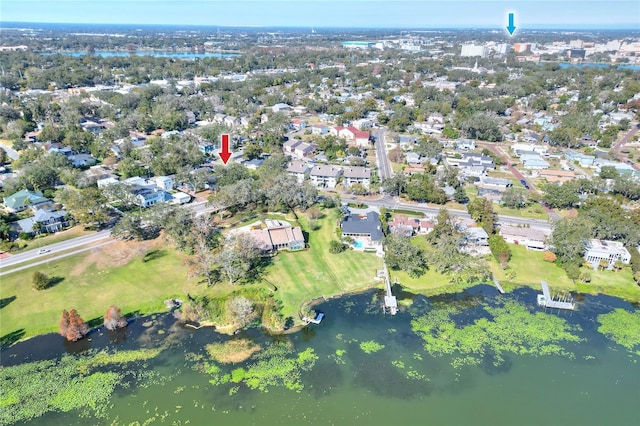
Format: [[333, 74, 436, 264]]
[[460, 44, 488, 58]]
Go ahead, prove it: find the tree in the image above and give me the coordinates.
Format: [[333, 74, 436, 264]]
[[111, 213, 145, 241], [381, 174, 406, 196], [467, 197, 496, 235], [501, 187, 529, 209], [262, 173, 318, 216], [103, 305, 127, 330], [186, 215, 220, 286], [55, 187, 108, 228], [489, 234, 512, 268], [59, 309, 70, 338], [384, 234, 427, 277], [227, 296, 256, 329], [453, 186, 469, 204], [460, 112, 502, 142], [214, 233, 261, 284], [60, 309, 89, 341], [414, 135, 443, 159], [214, 163, 252, 188], [550, 217, 594, 266], [32, 271, 50, 291]]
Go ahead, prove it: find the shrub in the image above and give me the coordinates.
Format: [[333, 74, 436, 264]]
[[306, 207, 322, 220], [308, 220, 320, 231], [329, 240, 346, 254], [542, 251, 557, 262], [32, 271, 50, 290]]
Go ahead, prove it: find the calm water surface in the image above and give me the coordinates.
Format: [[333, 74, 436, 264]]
[[3, 285, 639, 426]]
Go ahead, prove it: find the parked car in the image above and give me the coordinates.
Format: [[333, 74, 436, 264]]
[[520, 179, 527, 186]]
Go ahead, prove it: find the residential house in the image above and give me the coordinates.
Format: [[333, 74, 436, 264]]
[[309, 165, 342, 188], [283, 139, 317, 158], [477, 176, 512, 190], [499, 225, 548, 250], [271, 103, 293, 114], [340, 211, 384, 248], [464, 227, 490, 249], [332, 126, 371, 147], [565, 150, 595, 167], [224, 116, 240, 128], [131, 186, 166, 208], [198, 141, 216, 155], [521, 154, 550, 170], [68, 153, 97, 168], [388, 215, 420, 236], [311, 124, 329, 135], [286, 161, 309, 183], [343, 166, 371, 189], [247, 219, 305, 253], [13, 209, 69, 235], [244, 158, 264, 170], [457, 153, 495, 170], [584, 239, 631, 270], [537, 169, 576, 183], [455, 139, 476, 150], [511, 143, 548, 156], [155, 176, 174, 191], [477, 187, 505, 203], [3, 189, 49, 213]]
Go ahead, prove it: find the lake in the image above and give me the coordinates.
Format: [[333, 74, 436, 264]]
[[538, 62, 640, 71], [2, 285, 639, 426], [40, 50, 241, 59]]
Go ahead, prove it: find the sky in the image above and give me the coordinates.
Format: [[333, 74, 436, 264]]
[[1, 0, 639, 29]]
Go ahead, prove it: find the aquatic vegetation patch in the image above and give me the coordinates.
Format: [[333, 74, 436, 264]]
[[205, 339, 262, 363], [330, 348, 347, 364], [411, 300, 583, 367], [204, 342, 318, 392], [360, 340, 385, 354], [597, 309, 640, 352], [0, 347, 167, 425]]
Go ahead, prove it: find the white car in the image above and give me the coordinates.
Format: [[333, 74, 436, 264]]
[[37, 248, 50, 255]]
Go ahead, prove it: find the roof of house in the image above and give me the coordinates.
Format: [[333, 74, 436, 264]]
[[389, 215, 420, 229], [3, 189, 48, 210], [286, 161, 309, 174], [310, 165, 342, 178], [499, 225, 548, 240], [343, 166, 371, 179], [341, 211, 383, 241]]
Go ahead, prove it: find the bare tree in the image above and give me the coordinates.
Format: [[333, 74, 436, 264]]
[[227, 296, 256, 328]]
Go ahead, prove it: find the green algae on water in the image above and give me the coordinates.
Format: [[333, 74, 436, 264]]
[[411, 300, 583, 367]]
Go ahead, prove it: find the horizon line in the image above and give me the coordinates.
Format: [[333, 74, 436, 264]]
[[2, 21, 640, 31]]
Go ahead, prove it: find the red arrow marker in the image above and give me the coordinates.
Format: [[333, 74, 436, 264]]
[[218, 134, 232, 164]]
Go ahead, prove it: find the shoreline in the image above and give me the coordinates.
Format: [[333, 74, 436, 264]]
[[3, 279, 637, 348]]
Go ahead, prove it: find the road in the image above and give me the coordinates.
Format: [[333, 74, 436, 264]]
[[0, 229, 113, 270], [372, 128, 393, 180], [478, 142, 561, 220], [0, 142, 20, 160], [1, 192, 553, 274], [346, 195, 553, 233], [0, 200, 214, 272], [612, 124, 640, 172]]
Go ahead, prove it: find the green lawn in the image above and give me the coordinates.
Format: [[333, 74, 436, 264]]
[[0, 245, 200, 340], [490, 244, 574, 290], [575, 268, 640, 301], [264, 208, 383, 318]]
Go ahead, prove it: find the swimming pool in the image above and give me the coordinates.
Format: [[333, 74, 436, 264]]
[[353, 240, 364, 249]]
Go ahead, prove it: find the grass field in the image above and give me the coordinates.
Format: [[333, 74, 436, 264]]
[[0, 240, 200, 341], [264, 208, 383, 319]]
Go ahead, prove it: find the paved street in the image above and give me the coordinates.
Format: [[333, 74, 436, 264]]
[[372, 128, 393, 180]]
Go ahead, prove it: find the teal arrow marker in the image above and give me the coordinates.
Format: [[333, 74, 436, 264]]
[[506, 13, 516, 36]]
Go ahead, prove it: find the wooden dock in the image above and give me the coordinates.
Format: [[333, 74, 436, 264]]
[[492, 276, 505, 294], [382, 266, 397, 315], [537, 281, 575, 310]]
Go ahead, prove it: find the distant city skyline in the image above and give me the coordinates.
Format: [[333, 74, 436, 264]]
[[1, 1, 639, 29]]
